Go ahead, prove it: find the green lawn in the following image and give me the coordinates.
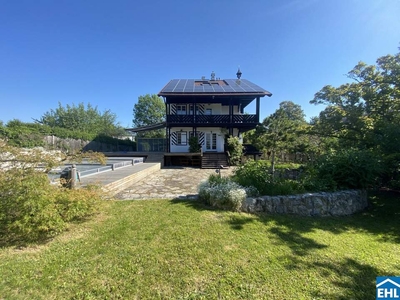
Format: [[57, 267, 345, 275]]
[[1, 191, 399, 299]]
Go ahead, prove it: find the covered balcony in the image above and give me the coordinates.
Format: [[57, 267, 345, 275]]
[[166, 114, 258, 127]]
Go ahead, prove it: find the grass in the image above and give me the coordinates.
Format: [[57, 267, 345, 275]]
[[1, 191, 399, 299]]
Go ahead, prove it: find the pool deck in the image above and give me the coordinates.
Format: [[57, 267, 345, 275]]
[[78, 162, 161, 196]]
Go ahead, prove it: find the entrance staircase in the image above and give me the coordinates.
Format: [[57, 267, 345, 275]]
[[201, 152, 229, 169]]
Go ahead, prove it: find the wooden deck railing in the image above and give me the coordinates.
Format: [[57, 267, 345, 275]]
[[166, 114, 257, 125]]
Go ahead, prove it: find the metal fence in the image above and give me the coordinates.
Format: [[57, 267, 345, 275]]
[[77, 158, 144, 178], [137, 138, 167, 152]]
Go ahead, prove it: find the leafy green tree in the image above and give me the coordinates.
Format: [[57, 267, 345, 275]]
[[37, 102, 124, 138], [310, 48, 400, 187], [311, 48, 400, 153], [132, 94, 165, 138], [254, 101, 307, 173]]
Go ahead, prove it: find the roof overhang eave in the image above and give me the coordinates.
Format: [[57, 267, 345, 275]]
[[158, 92, 272, 97], [125, 122, 166, 133]]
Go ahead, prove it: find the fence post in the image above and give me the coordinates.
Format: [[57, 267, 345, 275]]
[[70, 164, 77, 189]]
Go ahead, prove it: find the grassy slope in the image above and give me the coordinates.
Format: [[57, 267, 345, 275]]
[[1, 192, 399, 299]]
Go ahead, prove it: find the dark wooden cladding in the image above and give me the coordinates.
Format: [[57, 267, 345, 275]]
[[233, 114, 257, 123], [166, 114, 257, 125], [167, 115, 194, 123]]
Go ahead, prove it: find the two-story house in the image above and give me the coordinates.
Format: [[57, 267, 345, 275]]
[[158, 70, 272, 167]]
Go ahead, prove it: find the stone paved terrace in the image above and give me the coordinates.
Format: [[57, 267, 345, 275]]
[[115, 166, 235, 200]]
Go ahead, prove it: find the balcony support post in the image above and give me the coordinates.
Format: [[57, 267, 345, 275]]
[[229, 98, 233, 136], [193, 97, 196, 124], [166, 127, 170, 152]]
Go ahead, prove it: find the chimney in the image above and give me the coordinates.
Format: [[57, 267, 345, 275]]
[[211, 71, 216, 81]]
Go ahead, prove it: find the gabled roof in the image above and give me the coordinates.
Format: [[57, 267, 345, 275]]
[[158, 79, 272, 97]]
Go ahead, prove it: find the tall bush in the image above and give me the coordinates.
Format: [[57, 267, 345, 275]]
[[0, 170, 103, 243], [0, 141, 104, 243], [233, 160, 305, 195], [0, 119, 134, 150], [0, 170, 66, 241], [189, 136, 201, 153], [226, 136, 243, 166], [302, 149, 382, 191]]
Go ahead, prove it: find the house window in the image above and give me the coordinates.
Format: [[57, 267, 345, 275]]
[[177, 131, 187, 145], [189, 105, 201, 115], [176, 105, 186, 115], [205, 108, 212, 115]]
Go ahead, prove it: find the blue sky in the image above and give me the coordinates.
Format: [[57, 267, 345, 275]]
[[1, 0, 399, 127]]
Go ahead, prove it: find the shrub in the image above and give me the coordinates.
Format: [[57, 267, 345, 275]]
[[381, 153, 400, 189], [198, 175, 247, 211], [0, 142, 103, 243], [0, 170, 102, 243], [0, 120, 135, 151], [0, 170, 66, 241], [226, 136, 243, 166], [189, 136, 201, 153], [207, 173, 230, 185], [302, 149, 382, 191], [232, 160, 305, 196], [55, 184, 101, 222], [233, 160, 270, 189]]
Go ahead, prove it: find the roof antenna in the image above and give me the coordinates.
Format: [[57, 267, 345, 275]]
[[236, 66, 242, 79]]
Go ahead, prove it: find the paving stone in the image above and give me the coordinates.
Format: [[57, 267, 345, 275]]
[[114, 166, 234, 200]]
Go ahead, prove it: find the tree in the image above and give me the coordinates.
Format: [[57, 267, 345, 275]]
[[0, 119, 48, 147], [132, 94, 165, 138], [311, 48, 400, 154], [310, 48, 400, 188], [37, 102, 124, 138], [254, 101, 307, 174]]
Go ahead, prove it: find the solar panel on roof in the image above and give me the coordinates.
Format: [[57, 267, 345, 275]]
[[159, 78, 271, 95]]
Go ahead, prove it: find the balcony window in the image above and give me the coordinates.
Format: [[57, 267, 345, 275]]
[[189, 105, 201, 115], [176, 105, 186, 115]]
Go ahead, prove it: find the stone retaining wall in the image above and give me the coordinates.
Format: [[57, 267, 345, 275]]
[[241, 190, 368, 216]]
